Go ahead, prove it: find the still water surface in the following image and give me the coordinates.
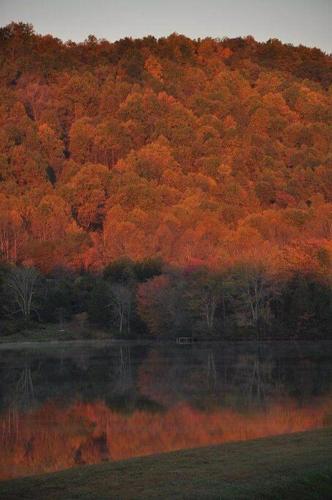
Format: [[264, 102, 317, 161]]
[[0, 340, 331, 480]]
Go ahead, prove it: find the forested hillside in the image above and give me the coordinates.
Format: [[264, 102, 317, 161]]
[[0, 23, 331, 337]]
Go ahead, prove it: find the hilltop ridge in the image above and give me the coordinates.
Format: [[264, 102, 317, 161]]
[[0, 22, 331, 273]]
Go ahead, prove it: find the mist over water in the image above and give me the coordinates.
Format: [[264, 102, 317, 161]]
[[0, 340, 331, 480]]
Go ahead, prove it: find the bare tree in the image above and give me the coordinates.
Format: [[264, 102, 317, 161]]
[[236, 264, 280, 328], [187, 269, 225, 332], [110, 284, 132, 334], [201, 286, 218, 331], [7, 266, 39, 320], [118, 345, 132, 392]]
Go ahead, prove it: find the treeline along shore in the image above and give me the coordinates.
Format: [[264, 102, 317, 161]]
[[0, 258, 331, 340]]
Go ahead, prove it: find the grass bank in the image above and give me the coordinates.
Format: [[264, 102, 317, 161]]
[[0, 428, 331, 499], [0, 322, 113, 344]]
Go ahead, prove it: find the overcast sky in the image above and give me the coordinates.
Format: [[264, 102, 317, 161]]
[[1, 0, 331, 53]]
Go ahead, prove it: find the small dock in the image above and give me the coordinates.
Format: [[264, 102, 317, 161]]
[[176, 337, 194, 345]]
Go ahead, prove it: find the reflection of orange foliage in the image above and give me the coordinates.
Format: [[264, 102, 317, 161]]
[[0, 398, 330, 480]]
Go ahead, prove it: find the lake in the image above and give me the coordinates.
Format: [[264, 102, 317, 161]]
[[0, 340, 331, 480]]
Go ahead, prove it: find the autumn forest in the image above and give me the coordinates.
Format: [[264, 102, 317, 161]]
[[0, 22, 331, 339]]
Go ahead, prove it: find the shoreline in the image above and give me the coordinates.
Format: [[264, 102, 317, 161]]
[[1, 337, 332, 350]]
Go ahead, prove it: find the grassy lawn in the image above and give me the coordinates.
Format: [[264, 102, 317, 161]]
[[0, 428, 331, 499], [0, 323, 113, 344]]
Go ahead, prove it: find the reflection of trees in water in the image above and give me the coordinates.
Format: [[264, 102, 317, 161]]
[[105, 346, 135, 412], [1, 396, 330, 481], [232, 351, 274, 407], [136, 342, 332, 411], [0, 342, 331, 420], [246, 356, 270, 406], [1, 406, 19, 448], [74, 351, 90, 371], [0, 342, 332, 481], [117, 346, 132, 393], [15, 365, 35, 405], [207, 351, 217, 392], [1, 363, 35, 448]]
